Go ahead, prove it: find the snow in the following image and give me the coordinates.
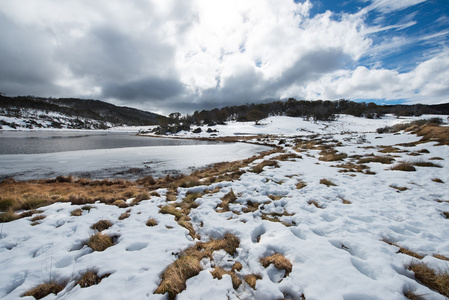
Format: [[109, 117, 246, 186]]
[[1, 115, 449, 299]]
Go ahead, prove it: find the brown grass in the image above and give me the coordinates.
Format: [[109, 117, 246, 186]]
[[260, 253, 292, 277], [250, 160, 279, 174], [242, 201, 261, 213], [244, 274, 262, 289], [146, 218, 158, 227], [296, 180, 307, 189], [358, 155, 395, 164], [87, 233, 114, 252], [379, 146, 407, 153], [217, 189, 237, 212], [442, 212, 449, 219], [30, 214, 46, 222], [390, 185, 408, 192], [112, 200, 128, 208], [408, 261, 449, 297], [404, 290, 426, 300], [413, 161, 442, 168], [91, 220, 113, 232], [71, 208, 83, 216], [414, 124, 449, 146], [320, 178, 337, 187], [319, 149, 347, 162], [307, 200, 323, 209], [232, 261, 243, 271], [118, 210, 131, 220], [155, 233, 240, 299], [432, 178, 444, 183], [334, 162, 370, 173], [75, 269, 110, 288], [0, 177, 144, 212], [390, 162, 416, 172], [433, 254, 449, 261], [381, 237, 424, 259], [211, 267, 242, 289], [0, 210, 20, 223], [22, 280, 67, 299]]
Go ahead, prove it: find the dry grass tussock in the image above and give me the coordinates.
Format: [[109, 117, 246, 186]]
[[87, 233, 115, 251], [91, 219, 113, 232], [334, 162, 370, 174], [211, 266, 242, 289], [390, 185, 408, 192], [118, 209, 131, 220], [408, 261, 449, 297], [403, 290, 426, 300], [307, 200, 323, 209], [146, 218, 158, 227], [358, 155, 395, 164], [320, 178, 337, 187], [75, 269, 111, 288], [22, 279, 68, 299], [217, 189, 237, 212], [381, 237, 424, 259], [0, 177, 145, 215], [155, 233, 239, 299], [390, 162, 416, 172], [249, 160, 279, 174], [432, 178, 444, 183], [244, 274, 262, 289], [260, 253, 292, 277], [319, 148, 348, 162]]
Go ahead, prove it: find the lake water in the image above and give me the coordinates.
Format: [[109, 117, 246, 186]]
[[0, 131, 271, 180], [0, 131, 215, 155]]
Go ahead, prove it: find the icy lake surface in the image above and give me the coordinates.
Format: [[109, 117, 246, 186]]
[[0, 131, 271, 180], [0, 131, 215, 154]]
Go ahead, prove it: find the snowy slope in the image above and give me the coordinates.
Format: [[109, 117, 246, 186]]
[[1, 116, 449, 300]]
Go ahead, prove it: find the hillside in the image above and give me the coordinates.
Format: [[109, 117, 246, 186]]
[[0, 95, 165, 130]]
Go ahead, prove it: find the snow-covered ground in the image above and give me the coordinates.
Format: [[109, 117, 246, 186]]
[[1, 115, 449, 299]]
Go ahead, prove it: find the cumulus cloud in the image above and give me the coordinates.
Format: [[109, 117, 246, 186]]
[[0, 0, 447, 114]]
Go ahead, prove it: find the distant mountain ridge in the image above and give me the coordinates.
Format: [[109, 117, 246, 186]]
[[0, 95, 165, 130]]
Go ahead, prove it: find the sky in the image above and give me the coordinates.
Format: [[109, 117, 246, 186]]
[[0, 0, 448, 115]]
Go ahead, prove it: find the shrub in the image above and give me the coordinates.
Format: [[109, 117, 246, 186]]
[[90, 220, 113, 232], [87, 233, 114, 251]]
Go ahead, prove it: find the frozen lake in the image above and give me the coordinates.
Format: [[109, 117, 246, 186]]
[[0, 131, 271, 180], [0, 131, 215, 154]]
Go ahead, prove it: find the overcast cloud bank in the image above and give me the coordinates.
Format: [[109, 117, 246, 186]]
[[0, 0, 448, 114]]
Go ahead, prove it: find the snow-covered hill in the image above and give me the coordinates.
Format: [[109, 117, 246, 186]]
[[1, 115, 449, 299]]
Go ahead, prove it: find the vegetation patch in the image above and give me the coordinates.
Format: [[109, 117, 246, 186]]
[[260, 253, 292, 277], [389, 185, 408, 192], [307, 200, 323, 209], [433, 254, 449, 261], [413, 161, 442, 168], [244, 274, 262, 289], [319, 148, 347, 162], [217, 189, 237, 212], [432, 178, 444, 183], [211, 266, 242, 289], [146, 218, 158, 227], [320, 178, 337, 187], [358, 155, 395, 164], [381, 237, 424, 259], [75, 269, 111, 288], [334, 162, 369, 173], [407, 261, 449, 297], [296, 180, 307, 189], [22, 279, 67, 299], [91, 220, 113, 232], [390, 162, 416, 172], [155, 233, 239, 299], [118, 209, 131, 220], [87, 233, 115, 252], [249, 160, 279, 174], [112, 200, 129, 208], [71, 208, 83, 216], [403, 290, 426, 300]]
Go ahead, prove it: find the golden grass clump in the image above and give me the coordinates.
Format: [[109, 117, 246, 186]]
[[155, 233, 240, 299], [381, 237, 424, 259], [358, 155, 395, 164], [250, 160, 279, 174], [390, 162, 416, 172], [232, 261, 243, 271], [71, 208, 83, 216], [217, 189, 237, 212], [320, 178, 337, 187], [87, 233, 114, 252], [22, 280, 67, 299], [319, 149, 347, 162], [244, 274, 262, 289], [211, 267, 242, 289], [90, 219, 113, 232], [75, 269, 110, 288], [296, 180, 307, 189], [146, 218, 158, 227], [307, 200, 323, 209], [112, 200, 128, 208], [408, 261, 449, 297], [433, 254, 449, 261], [260, 253, 292, 277], [118, 210, 131, 220]]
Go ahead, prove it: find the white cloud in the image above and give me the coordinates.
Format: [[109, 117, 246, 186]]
[[0, 0, 447, 114]]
